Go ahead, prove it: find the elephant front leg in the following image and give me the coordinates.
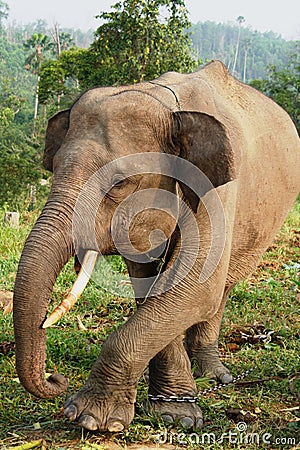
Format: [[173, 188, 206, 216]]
[[64, 326, 139, 432], [186, 286, 234, 384], [148, 335, 203, 429], [63, 292, 209, 432]]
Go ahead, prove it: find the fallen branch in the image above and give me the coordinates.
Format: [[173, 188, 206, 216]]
[[279, 406, 300, 412]]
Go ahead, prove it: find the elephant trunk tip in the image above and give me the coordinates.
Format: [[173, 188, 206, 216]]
[[47, 373, 69, 396], [17, 366, 69, 399], [34, 373, 69, 399]]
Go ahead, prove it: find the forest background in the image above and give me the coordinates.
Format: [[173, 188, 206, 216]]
[[0, 0, 299, 209]]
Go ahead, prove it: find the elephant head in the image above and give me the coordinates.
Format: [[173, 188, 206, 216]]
[[13, 87, 234, 398]]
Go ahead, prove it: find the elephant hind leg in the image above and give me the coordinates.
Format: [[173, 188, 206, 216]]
[[186, 285, 234, 384], [186, 335, 233, 384], [147, 335, 203, 429]]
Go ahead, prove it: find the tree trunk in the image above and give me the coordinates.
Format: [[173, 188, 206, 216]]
[[33, 75, 40, 134], [243, 48, 248, 83], [54, 23, 61, 110], [232, 27, 241, 76]]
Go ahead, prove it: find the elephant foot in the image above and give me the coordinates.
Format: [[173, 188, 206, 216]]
[[64, 383, 135, 432], [191, 341, 233, 384], [148, 399, 203, 429]]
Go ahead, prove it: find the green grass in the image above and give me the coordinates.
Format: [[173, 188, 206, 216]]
[[0, 199, 299, 450]]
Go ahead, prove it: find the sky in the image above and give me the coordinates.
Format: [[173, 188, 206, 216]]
[[6, 0, 300, 40]]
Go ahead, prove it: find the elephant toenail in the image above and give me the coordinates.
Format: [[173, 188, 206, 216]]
[[221, 373, 233, 384], [64, 404, 78, 421], [107, 421, 124, 432], [180, 417, 194, 428], [79, 415, 98, 431], [195, 418, 204, 429], [161, 414, 174, 424]]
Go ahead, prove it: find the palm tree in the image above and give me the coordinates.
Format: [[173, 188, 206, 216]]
[[24, 33, 54, 122], [232, 16, 245, 77]]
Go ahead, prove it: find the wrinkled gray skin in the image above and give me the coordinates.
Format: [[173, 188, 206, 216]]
[[13, 61, 300, 431]]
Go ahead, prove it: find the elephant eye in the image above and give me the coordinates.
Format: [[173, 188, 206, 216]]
[[106, 175, 137, 201], [112, 177, 126, 188], [110, 175, 131, 192]]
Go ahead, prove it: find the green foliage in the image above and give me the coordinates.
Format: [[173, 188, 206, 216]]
[[39, 47, 90, 106], [24, 33, 55, 75], [0, 7, 299, 210], [0, 105, 13, 124], [38, 0, 198, 101], [38, 59, 66, 103], [90, 0, 197, 86], [37, 12, 300, 105], [59, 47, 93, 88], [191, 21, 298, 82], [0, 65, 44, 209], [23, 31, 75, 119], [0, 22, 81, 209], [0, 76, 25, 121], [250, 54, 300, 133], [0, 34, 29, 80], [0, 37, 45, 208], [0, 123, 44, 209], [0, 0, 8, 29]]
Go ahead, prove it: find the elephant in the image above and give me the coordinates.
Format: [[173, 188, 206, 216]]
[[13, 61, 300, 432]]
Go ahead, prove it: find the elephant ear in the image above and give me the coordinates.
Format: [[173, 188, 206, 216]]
[[43, 109, 70, 172], [171, 111, 236, 212]]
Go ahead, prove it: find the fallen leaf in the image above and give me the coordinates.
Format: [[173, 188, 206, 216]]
[[226, 408, 257, 423], [227, 343, 239, 352]]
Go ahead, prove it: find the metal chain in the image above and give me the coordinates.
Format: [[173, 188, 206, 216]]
[[148, 369, 253, 403], [136, 238, 171, 306]]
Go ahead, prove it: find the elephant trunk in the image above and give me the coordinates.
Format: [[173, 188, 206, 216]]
[[13, 203, 74, 398]]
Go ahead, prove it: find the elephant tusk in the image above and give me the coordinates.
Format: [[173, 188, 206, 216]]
[[43, 250, 98, 328]]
